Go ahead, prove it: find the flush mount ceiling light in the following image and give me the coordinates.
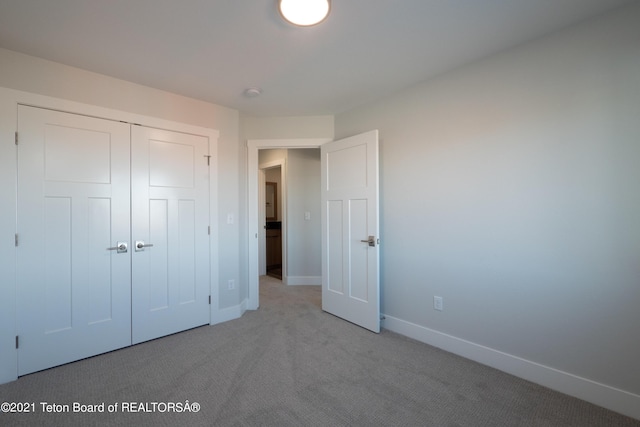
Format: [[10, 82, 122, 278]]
[[278, 0, 331, 27], [244, 87, 262, 98]]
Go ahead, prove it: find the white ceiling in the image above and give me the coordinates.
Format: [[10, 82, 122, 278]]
[[0, 0, 633, 116]]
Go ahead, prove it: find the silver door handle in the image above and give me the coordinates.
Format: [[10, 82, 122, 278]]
[[135, 240, 154, 251], [360, 235, 376, 247], [107, 242, 128, 253]]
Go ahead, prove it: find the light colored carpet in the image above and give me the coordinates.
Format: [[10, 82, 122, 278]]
[[1, 275, 638, 426]]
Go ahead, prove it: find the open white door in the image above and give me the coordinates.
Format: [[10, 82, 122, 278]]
[[321, 130, 380, 332]]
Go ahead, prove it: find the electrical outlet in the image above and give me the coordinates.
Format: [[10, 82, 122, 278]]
[[228, 279, 235, 290], [434, 296, 443, 311]]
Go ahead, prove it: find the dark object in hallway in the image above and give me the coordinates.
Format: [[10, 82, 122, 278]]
[[266, 221, 282, 279]]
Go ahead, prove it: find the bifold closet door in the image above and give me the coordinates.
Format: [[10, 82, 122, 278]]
[[130, 126, 210, 344], [16, 105, 132, 375]]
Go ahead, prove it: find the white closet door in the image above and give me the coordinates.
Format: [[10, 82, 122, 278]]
[[131, 126, 210, 344], [16, 106, 132, 375]]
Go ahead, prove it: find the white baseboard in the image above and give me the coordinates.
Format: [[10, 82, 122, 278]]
[[382, 314, 640, 421], [210, 298, 247, 325], [285, 276, 321, 286]]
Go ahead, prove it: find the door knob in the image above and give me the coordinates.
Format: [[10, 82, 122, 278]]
[[135, 240, 154, 251], [107, 242, 128, 253], [360, 235, 376, 247]]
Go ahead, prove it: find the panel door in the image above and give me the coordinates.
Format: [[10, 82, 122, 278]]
[[131, 126, 210, 344], [321, 130, 380, 332], [16, 106, 132, 375]]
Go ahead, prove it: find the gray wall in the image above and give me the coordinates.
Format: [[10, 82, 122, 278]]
[[2, 3, 638, 416], [0, 47, 244, 312], [335, 2, 640, 398], [259, 149, 322, 282], [248, 115, 331, 284], [287, 149, 321, 279], [242, 115, 334, 140]]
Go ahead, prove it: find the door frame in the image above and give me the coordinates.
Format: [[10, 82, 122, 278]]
[[260, 160, 285, 279], [247, 138, 331, 310], [0, 87, 220, 384], [258, 169, 266, 275]]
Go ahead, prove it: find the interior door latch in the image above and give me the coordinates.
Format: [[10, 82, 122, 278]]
[[360, 235, 376, 247], [107, 242, 128, 253]]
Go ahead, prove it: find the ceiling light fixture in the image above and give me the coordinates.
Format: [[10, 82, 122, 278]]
[[278, 0, 331, 27], [244, 87, 262, 98]]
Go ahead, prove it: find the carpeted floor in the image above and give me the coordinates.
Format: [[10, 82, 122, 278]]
[[1, 275, 638, 426]]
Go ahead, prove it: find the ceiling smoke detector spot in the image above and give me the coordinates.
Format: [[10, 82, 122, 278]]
[[244, 88, 262, 98]]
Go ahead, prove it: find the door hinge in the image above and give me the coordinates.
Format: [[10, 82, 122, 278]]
[[15, 336, 19, 349], [208, 295, 211, 305], [15, 233, 18, 247], [15, 131, 18, 145], [204, 155, 211, 166]]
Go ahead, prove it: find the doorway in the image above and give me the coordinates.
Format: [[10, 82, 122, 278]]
[[258, 150, 322, 285], [258, 157, 286, 282], [248, 139, 331, 310], [264, 169, 282, 279], [247, 132, 380, 332]]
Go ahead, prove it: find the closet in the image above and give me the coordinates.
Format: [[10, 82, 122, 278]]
[[16, 105, 211, 375]]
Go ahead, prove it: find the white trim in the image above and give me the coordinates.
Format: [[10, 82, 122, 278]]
[[0, 88, 18, 384], [259, 158, 287, 170], [382, 314, 640, 421], [12, 91, 219, 140], [286, 276, 322, 286], [210, 299, 247, 325], [258, 169, 267, 275], [246, 138, 332, 310]]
